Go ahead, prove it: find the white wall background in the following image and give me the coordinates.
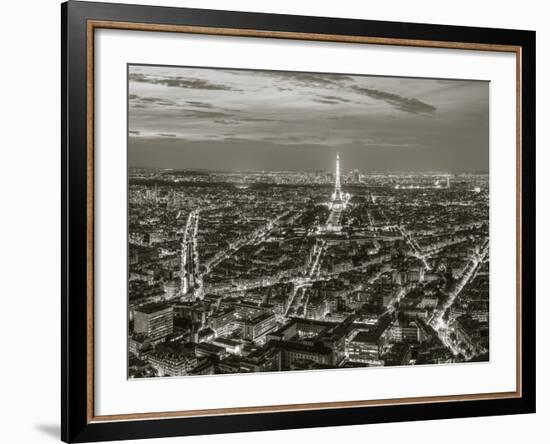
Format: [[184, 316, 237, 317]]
[[0, 1, 546, 443]]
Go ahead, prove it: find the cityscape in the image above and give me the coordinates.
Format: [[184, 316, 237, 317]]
[[127, 65, 489, 378]]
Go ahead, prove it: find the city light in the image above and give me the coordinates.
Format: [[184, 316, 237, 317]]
[[129, 159, 489, 378]]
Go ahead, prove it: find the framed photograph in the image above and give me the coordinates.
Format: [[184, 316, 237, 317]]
[[61, 1, 536, 442]]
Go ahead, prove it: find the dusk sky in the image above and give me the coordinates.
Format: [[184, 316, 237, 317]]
[[128, 64, 489, 172]]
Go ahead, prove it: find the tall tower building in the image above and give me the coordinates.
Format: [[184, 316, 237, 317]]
[[320, 153, 351, 233], [329, 152, 350, 212], [333, 152, 343, 201]]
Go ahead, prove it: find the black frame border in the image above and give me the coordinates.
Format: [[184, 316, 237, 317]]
[[62, 1, 536, 442]]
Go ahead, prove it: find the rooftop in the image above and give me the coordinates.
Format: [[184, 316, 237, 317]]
[[135, 302, 172, 314]]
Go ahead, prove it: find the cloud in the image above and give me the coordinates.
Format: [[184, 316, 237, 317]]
[[323, 95, 353, 103], [132, 96, 175, 106], [233, 70, 353, 88], [352, 86, 436, 114], [313, 99, 342, 105], [312, 95, 354, 105], [283, 72, 353, 86], [239, 116, 275, 123], [214, 119, 241, 125], [179, 109, 231, 119], [127, 65, 487, 172], [185, 101, 214, 109], [129, 72, 239, 91]]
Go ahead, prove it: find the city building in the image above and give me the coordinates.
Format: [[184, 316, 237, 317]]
[[348, 331, 383, 365], [127, 164, 490, 377], [133, 303, 174, 343], [148, 342, 198, 376], [241, 312, 277, 341]]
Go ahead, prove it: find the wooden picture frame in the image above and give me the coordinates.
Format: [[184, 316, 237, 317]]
[[62, 1, 536, 442]]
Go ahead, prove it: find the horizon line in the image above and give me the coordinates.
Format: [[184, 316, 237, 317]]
[[128, 166, 489, 174]]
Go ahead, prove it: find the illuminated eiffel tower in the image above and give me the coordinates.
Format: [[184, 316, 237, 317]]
[[317, 153, 351, 234], [333, 153, 343, 200], [330, 152, 347, 210]]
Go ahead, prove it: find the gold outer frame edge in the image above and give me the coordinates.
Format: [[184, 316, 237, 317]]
[[86, 19, 523, 423]]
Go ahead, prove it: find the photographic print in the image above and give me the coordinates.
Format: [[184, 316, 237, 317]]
[[127, 64, 489, 379]]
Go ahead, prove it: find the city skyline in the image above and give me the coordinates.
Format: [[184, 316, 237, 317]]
[[128, 65, 489, 172], [127, 65, 489, 379]]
